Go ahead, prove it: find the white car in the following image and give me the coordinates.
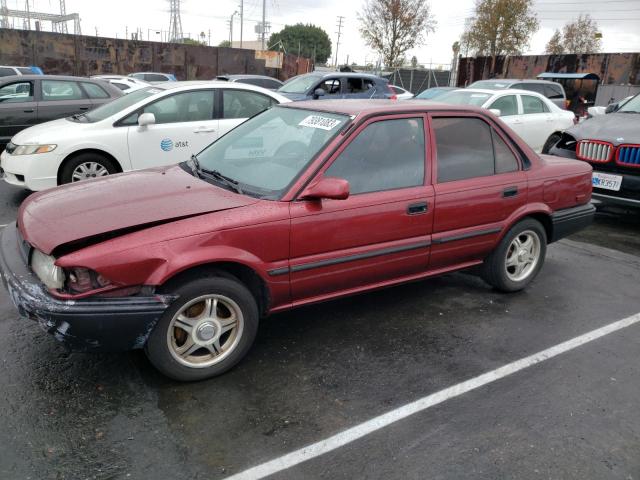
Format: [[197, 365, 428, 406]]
[[389, 85, 414, 100], [433, 88, 576, 153], [91, 75, 150, 94], [1, 81, 290, 191]]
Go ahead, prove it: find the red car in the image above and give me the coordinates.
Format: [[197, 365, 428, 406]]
[[0, 100, 595, 381]]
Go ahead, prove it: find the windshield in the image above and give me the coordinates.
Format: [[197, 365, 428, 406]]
[[82, 87, 160, 122], [436, 91, 491, 107], [278, 75, 322, 94], [618, 94, 640, 113], [195, 106, 349, 199], [469, 80, 511, 90]]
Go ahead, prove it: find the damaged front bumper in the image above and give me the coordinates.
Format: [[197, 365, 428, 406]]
[[0, 223, 174, 352]]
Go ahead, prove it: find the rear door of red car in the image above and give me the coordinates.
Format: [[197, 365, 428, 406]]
[[288, 114, 434, 303], [429, 113, 527, 269]]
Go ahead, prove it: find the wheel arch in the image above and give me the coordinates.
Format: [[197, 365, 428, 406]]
[[504, 205, 554, 244], [57, 148, 123, 185], [158, 261, 271, 317]]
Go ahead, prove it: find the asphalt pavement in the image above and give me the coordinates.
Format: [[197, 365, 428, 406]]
[[0, 183, 639, 480]]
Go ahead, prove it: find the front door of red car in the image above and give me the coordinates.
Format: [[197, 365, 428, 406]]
[[429, 114, 527, 269], [289, 115, 434, 303]]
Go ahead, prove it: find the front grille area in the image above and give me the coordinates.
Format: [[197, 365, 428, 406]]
[[616, 145, 640, 168], [577, 140, 614, 163]]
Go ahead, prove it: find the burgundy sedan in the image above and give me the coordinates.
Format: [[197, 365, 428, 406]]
[[0, 100, 595, 381]]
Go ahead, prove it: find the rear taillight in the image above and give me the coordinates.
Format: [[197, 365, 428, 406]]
[[564, 99, 570, 109], [387, 85, 397, 100]]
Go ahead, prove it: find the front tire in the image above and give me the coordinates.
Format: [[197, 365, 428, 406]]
[[482, 218, 547, 292], [145, 276, 259, 381], [59, 152, 118, 185]]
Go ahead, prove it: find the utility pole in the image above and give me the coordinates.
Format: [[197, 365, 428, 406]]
[[239, 0, 243, 48], [261, 0, 266, 50], [24, 0, 31, 30], [334, 16, 345, 69], [229, 10, 238, 44]]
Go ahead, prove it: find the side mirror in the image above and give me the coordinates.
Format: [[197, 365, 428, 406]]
[[299, 177, 349, 201], [489, 108, 501, 117], [138, 112, 156, 128], [313, 88, 326, 99], [588, 106, 607, 117], [604, 104, 617, 114]]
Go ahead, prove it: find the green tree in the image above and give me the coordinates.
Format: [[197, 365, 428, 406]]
[[182, 38, 206, 46], [268, 24, 331, 63], [359, 0, 436, 68], [545, 29, 564, 55], [562, 14, 601, 53], [218, 40, 231, 48], [462, 0, 539, 57]]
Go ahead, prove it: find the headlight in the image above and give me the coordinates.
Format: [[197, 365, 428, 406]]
[[11, 144, 57, 155], [31, 250, 65, 290]]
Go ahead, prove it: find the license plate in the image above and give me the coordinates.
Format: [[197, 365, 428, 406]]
[[592, 172, 622, 191]]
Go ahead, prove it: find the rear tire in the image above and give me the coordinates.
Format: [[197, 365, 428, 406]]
[[542, 133, 562, 154], [145, 276, 259, 381], [59, 152, 118, 185], [482, 218, 547, 292]]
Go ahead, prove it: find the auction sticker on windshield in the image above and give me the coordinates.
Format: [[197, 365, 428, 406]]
[[299, 115, 341, 130], [592, 172, 622, 191]]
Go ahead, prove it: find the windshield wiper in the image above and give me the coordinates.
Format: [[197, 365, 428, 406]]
[[619, 110, 640, 114], [192, 158, 243, 194]]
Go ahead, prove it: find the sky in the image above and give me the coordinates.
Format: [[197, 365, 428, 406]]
[[7, 0, 640, 67]]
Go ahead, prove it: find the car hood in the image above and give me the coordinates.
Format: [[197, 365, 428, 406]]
[[10, 117, 90, 145], [18, 165, 258, 254], [567, 113, 640, 145]]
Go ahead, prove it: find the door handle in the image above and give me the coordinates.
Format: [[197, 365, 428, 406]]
[[407, 201, 428, 215], [194, 128, 216, 133], [23, 109, 35, 113], [79, 107, 89, 111], [503, 186, 518, 198]]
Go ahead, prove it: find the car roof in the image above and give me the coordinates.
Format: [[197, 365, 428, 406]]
[[0, 74, 107, 82], [473, 78, 557, 85], [218, 74, 280, 80], [130, 72, 172, 75], [279, 99, 490, 117], [301, 72, 384, 80], [149, 80, 281, 91]]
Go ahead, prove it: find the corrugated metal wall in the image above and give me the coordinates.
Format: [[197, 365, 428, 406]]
[[457, 53, 640, 87], [0, 29, 312, 80]]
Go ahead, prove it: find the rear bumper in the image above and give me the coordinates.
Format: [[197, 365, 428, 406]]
[[0, 223, 174, 352], [550, 203, 596, 243]]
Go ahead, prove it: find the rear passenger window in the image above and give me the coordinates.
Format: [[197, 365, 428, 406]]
[[17, 67, 33, 74], [145, 74, 169, 82], [518, 83, 546, 95], [223, 90, 275, 119], [81, 82, 110, 99], [41, 80, 85, 101], [325, 118, 425, 194], [0, 67, 16, 77], [544, 84, 564, 99], [433, 117, 519, 182], [263, 79, 282, 89], [489, 95, 518, 116], [521, 95, 548, 114], [346, 78, 366, 93]]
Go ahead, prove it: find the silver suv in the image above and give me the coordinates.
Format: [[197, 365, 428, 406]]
[[468, 79, 567, 109]]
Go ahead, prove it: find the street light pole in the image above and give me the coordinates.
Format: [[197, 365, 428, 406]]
[[229, 11, 238, 44], [239, 0, 243, 48]]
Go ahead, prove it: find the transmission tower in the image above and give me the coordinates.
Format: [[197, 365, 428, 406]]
[[54, 0, 68, 33], [0, 0, 9, 29], [168, 0, 183, 43]]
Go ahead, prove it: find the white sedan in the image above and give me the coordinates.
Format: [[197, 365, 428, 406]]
[[1, 81, 290, 190], [433, 88, 576, 153]]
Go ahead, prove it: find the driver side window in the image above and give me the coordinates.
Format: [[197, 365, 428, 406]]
[[324, 118, 425, 195], [318, 78, 341, 95]]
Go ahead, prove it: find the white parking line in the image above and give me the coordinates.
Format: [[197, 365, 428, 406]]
[[224, 312, 640, 480]]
